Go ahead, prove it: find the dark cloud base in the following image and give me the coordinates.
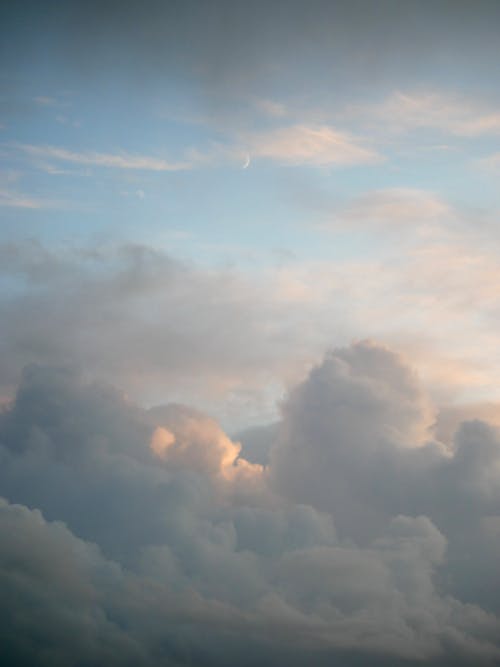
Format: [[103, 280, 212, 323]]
[[1, 343, 500, 666]]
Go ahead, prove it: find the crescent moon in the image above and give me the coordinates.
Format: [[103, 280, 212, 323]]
[[242, 153, 251, 169]]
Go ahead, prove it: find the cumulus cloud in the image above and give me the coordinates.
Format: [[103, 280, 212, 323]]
[[271, 342, 500, 613], [3, 2, 500, 661], [435, 403, 500, 445], [1, 343, 500, 665], [271, 341, 440, 541], [148, 404, 263, 483]]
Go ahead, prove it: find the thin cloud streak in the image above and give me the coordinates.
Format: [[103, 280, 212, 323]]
[[245, 124, 381, 167], [371, 91, 500, 137], [18, 144, 192, 172], [477, 152, 500, 170], [0, 188, 61, 209], [324, 188, 453, 234]]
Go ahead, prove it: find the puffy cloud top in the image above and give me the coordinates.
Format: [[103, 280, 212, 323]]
[[1, 343, 500, 666]]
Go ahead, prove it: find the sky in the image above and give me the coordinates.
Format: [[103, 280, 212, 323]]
[[1, 2, 500, 666]]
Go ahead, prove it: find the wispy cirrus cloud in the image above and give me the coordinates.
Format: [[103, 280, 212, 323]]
[[477, 152, 500, 170], [0, 188, 61, 209], [372, 91, 500, 137], [252, 98, 288, 118], [33, 96, 59, 107], [244, 124, 381, 167], [17, 127, 380, 176], [331, 188, 454, 234], [18, 144, 192, 172]]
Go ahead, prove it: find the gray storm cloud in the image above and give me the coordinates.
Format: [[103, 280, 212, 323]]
[[1, 343, 500, 666]]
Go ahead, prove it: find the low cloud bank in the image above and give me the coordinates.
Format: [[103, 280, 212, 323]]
[[1, 342, 500, 666]]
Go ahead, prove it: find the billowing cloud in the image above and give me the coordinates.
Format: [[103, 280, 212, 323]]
[[271, 342, 500, 613], [1, 343, 500, 665], [148, 404, 263, 483]]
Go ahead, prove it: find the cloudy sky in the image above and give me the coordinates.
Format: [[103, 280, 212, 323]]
[[1, 2, 500, 665]]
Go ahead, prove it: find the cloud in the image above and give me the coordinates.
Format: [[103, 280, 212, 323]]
[[1, 347, 500, 665], [0, 241, 333, 426], [435, 402, 500, 445], [18, 144, 191, 172], [245, 125, 381, 167], [0, 498, 149, 666], [271, 342, 500, 615], [335, 188, 453, 232], [271, 341, 439, 539], [477, 152, 500, 170], [33, 96, 58, 107], [0, 188, 61, 209], [3, 231, 500, 429], [313, 188, 456, 244], [235, 421, 279, 466], [252, 98, 288, 118], [373, 91, 500, 137], [148, 403, 263, 482]]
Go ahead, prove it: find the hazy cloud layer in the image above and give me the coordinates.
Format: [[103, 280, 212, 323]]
[[0, 241, 328, 424], [1, 343, 500, 665], [2, 232, 500, 426], [372, 92, 500, 138]]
